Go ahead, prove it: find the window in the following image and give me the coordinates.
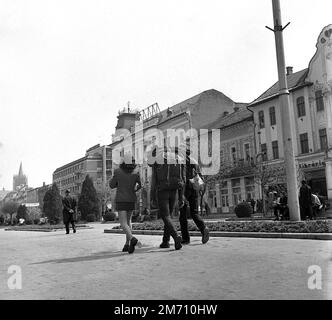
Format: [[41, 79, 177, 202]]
[[245, 177, 255, 200], [244, 143, 250, 161], [300, 133, 309, 154], [232, 179, 241, 205], [260, 143, 268, 161], [315, 90, 324, 111], [258, 111, 265, 129], [319, 128, 328, 151], [272, 141, 279, 159], [231, 146, 237, 163], [269, 107, 276, 126], [297, 96, 306, 117]]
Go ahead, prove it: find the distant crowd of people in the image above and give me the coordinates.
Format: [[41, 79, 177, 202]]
[[270, 180, 326, 221]]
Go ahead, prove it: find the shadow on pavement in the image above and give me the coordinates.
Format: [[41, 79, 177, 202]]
[[30, 246, 177, 265]]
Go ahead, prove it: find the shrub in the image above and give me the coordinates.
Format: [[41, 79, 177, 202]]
[[0, 215, 4, 225], [142, 215, 152, 222], [25, 219, 33, 225], [86, 214, 96, 222], [234, 202, 253, 218], [33, 218, 40, 225], [103, 212, 116, 221]]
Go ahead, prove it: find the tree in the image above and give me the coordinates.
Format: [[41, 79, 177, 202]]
[[78, 175, 100, 221], [1, 201, 19, 224], [16, 204, 28, 220], [43, 183, 62, 224]]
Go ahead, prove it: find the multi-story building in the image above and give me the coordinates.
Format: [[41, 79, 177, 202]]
[[111, 89, 248, 213], [26, 182, 51, 209], [52, 144, 112, 201], [204, 106, 257, 213], [248, 25, 332, 208]]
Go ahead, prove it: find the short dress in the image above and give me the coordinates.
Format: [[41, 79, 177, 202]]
[[109, 168, 141, 212], [116, 202, 135, 211]]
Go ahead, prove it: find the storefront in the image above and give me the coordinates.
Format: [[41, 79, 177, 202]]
[[299, 158, 327, 196]]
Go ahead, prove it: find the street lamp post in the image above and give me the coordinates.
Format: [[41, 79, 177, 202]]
[[267, 0, 301, 221]]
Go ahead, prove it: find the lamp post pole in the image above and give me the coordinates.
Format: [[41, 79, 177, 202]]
[[268, 0, 301, 220]]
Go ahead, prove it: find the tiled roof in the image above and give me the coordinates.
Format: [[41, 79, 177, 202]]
[[250, 68, 311, 106], [158, 89, 235, 124], [207, 106, 252, 130]]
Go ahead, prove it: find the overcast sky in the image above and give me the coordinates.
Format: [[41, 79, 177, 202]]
[[0, 0, 331, 190]]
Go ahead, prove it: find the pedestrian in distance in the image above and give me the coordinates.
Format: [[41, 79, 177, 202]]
[[149, 146, 184, 250], [109, 153, 142, 254], [62, 189, 77, 234], [299, 180, 313, 220], [311, 192, 322, 219]]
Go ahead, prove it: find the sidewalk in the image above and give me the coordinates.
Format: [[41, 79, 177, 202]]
[[0, 223, 331, 300]]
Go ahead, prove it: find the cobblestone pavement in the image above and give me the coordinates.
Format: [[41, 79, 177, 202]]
[[0, 223, 331, 300]]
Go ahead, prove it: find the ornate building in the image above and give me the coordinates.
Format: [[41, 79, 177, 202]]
[[248, 25, 332, 208]]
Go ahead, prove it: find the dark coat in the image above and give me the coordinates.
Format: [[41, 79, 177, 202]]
[[109, 168, 141, 203], [62, 195, 77, 223], [299, 184, 312, 208], [150, 152, 185, 193]]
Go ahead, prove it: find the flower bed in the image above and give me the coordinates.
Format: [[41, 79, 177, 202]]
[[112, 220, 331, 233]]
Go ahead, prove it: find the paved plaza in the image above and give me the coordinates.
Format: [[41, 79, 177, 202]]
[[0, 223, 331, 300]]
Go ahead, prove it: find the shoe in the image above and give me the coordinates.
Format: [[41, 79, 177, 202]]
[[174, 236, 182, 250], [128, 237, 138, 254], [66, 231, 69, 234], [159, 242, 170, 249], [181, 239, 190, 245], [122, 244, 129, 252], [202, 227, 209, 244], [73, 228, 76, 233]]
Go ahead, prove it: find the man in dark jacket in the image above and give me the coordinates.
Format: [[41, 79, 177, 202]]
[[62, 189, 77, 234], [299, 180, 313, 220], [179, 147, 209, 245], [150, 147, 183, 250]]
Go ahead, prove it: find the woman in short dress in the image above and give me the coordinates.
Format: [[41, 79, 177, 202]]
[[109, 155, 141, 253]]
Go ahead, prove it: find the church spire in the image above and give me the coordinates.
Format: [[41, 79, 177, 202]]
[[18, 162, 23, 176]]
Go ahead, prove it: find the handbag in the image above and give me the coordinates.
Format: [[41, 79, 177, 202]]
[[189, 169, 205, 191]]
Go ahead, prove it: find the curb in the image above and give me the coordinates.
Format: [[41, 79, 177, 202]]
[[5, 226, 94, 232], [104, 229, 332, 240]]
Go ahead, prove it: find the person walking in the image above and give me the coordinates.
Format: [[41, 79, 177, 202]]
[[150, 146, 183, 250], [311, 192, 322, 219], [178, 144, 209, 245], [109, 154, 141, 253], [62, 189, 77, 234], [299, 180, 313, 220]]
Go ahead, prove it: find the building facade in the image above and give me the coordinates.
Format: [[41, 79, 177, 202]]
[[52, 144, 112, 202], [110, 89, 248, 213], [248, 25, 332, 208]]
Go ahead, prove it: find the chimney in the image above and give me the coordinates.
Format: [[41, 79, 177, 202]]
[[223, 111, 229, 117], [234, 106, 239, 112], [286, 66, 293, 75]]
